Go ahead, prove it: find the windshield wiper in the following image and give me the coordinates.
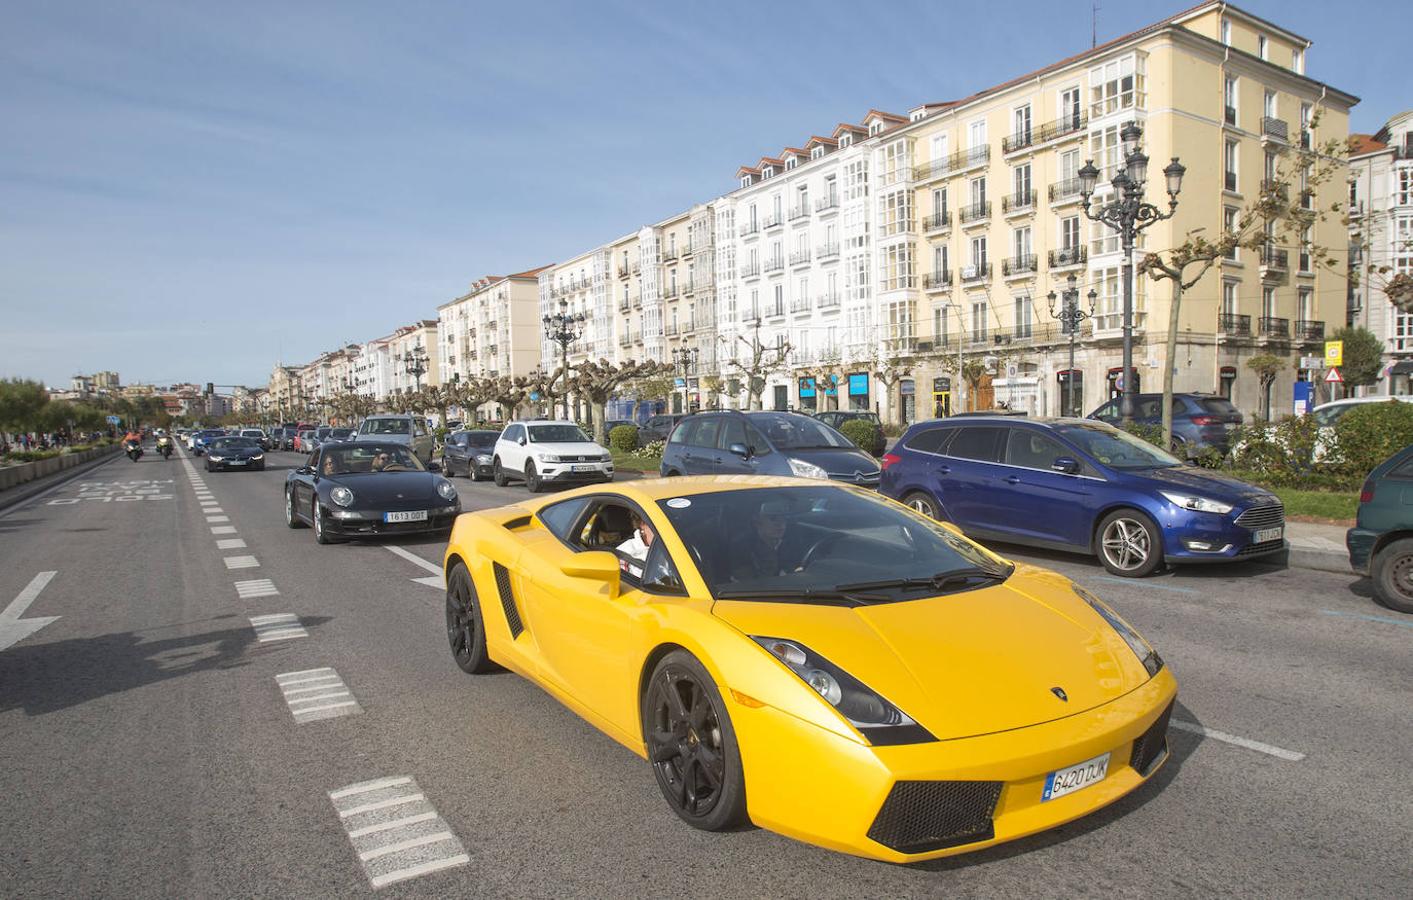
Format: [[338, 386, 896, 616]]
[[837, 566, 1010, 594], [713, 587, 892, 606]]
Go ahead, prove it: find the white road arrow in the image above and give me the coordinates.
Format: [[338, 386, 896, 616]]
[[0, 571, 60, 652], [384, 546, 444, 591]]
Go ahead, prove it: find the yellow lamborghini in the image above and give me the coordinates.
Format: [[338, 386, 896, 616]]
[[442, 476, 1177, 863]]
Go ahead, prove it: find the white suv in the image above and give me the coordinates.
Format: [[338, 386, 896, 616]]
[[493, 420, 614, 492]]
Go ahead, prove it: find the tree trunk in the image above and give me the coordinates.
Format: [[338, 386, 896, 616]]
[[591, 400, 607, 445], [1161, 283, 1182, 451]]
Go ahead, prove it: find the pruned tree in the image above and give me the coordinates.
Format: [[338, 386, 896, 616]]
[[486, 375, 530, 422], [701, 375, 725, 410], [417, 384, 453, 429], [1329, 325, 1383, 391], [726, 319, 791, 410], [450, 376, 497, 424], [522, 365, 567, 420], [1246, 354, 1285, 421], [872, 353, 916, 428], [568, 359, 674, 443], [1139, 115, 1350, 447]]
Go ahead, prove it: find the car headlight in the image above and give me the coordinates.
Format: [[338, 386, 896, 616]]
[[207, 454, 224, 462], [537, 453, 562, 463], [600, 452, 612, 462], [1073, 584, 1163, 677], [436, 479, 457, 501], [330, 486, 355, 507], [251, 453, 263, 460], [475, 454, 492, 464], [787, 458, 828, 479], [1159, 491, 1232, 515], [751, 636, 934, 744]]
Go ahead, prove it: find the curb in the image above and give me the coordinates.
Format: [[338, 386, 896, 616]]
[[0, 447, 124, 514], [1287, 544, 1352, 575]]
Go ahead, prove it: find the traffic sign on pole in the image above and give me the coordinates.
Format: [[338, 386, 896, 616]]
[[1325, 341, 1344, 367], [1299, 355, 1323, 370], [1324, 367, 1343, 384]]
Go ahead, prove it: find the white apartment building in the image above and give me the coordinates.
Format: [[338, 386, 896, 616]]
[[438, 267, 546, 385], [1348, 111, 1413, 395]]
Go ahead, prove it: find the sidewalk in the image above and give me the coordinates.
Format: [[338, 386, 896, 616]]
[[1284, 520, 1351, 574]]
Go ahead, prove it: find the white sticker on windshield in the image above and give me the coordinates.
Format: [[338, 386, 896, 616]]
[[666, 497, 692, 509]]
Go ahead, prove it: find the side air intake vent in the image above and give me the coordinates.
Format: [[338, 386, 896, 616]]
[[502, 515, 532, 530], [492, 562, 524, 638], [1129, 700, 1174, 777], [866, 780, 1003, 854]]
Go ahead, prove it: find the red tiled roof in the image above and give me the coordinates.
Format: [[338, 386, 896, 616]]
[[1348, 134, 1388, 156], [508, 265, 550, 279], [863, 109, 907, 123], [831, 123, 866, 137], [736, 165, 760, 177], [804, 135, 838, 148], [757, 156, 784, 168], [780, 147, 808, 158]]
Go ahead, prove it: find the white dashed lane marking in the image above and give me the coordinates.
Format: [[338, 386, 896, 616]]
[[224, 555, 260, 570], [216, 539, 247, 550], [235, 579, 280, 599], [211, 526, 237, 535], [204, 507, 224, 514], [206, 515, 229, 523], [276, 668, 361, 722], [329, 776, 469, 888], [249, 614, 306, 642], [1170, 720, 1306, 761]]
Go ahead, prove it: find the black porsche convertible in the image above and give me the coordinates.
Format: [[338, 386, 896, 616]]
[[284, 442, 461, 544]]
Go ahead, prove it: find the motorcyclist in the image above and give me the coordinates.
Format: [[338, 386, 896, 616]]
[[156, 433, 173, 459]]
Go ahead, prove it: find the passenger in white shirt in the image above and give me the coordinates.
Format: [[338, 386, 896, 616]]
[[616, 512, 656, 578]]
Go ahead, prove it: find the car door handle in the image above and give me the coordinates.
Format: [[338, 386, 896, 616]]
[[1004, 475, 1022, 485], [934, 464, 951, 474]]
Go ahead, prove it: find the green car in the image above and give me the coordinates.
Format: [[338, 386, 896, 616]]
[[1346, 444, 1413, 614]]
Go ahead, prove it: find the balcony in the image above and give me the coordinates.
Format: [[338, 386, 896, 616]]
[[959, 262, 991, 285], [789, 205, 810, 221], [1296, 320, 1325, 342], [764, 257, 785, 274], [1049, 246, 1087, 268], [816, 242, 840, 260], [763, 214, 784, 230], [1260, 248, 1289, 281], [1259, 316, 1290, 338], [662, 248, 679, 263], [740, 262, 761, 279], [1049, 178, 1083, 203], [1002, 189, 1036, 215], [619, 299, 630, 312], [618, 333, 632, 347], [923, 270, 953, 291], [617, 267, 631, 280], [1225, 105, 1237, 126], [923, 211, 951, 232], [766, 302, 785, 319], [1260, 179, 1288, 201], [664, 324, 679, 337], [741, 221, 760, 238], [958, 200, 991, 225], [817, 292, 841, 310], [912, 145, 991, 183], [664, 285, 680, 299], [1035, 111, 1086, 145], [683, 319, 697, 334], [1261, 117, 1289, 143], [1002, 128, 1033, 154], [1002, 254, 1038, 277], [789, 248, 811, 266], [790, 297, 812, 314], [814, 195, 840, 214]]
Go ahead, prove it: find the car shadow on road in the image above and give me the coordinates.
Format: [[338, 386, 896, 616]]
[[905, 699, 1203, 872], [0, 517, 43, 533], [987, 540, 1287, 583], [0, 614, 333, 716]]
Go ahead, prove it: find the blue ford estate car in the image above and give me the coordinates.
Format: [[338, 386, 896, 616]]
[[880, 415, 1284, 577]]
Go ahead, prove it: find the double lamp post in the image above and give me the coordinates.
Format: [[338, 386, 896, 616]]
[[543, 299, 586, 419]]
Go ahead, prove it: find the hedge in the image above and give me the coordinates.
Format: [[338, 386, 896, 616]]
[[609, 424, 640, 453], [839, 418, 876, 449]]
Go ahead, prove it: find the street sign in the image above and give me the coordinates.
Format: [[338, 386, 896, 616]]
[[1325, 340, 1344, 367], [1293, 380, 1313, 415], [1299, 355, 1323, 370], [1324, 367, 1344, 384]]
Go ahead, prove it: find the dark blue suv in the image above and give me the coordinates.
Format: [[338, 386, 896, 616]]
[[1088, 393, 1242, 456], [880, 415, 1283, 577]]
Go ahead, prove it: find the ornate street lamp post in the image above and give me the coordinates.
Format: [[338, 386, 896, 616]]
[[1047, 274, 1098, 418], [671, 346, 699, 414], [1078, 121, 1185, 423], [401, 343, 428, 392], [542, 299, 585, 419]]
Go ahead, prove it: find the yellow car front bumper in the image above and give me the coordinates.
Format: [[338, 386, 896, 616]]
[[730, 668, 1178, 863]]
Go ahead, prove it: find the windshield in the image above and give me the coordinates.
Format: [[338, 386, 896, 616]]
[[329, 428, 354, 439], [241, 430, 264, 438], [466, 432, 498, 448], [747, 413, 854, 449], [529, 424, 589, 443], [1311, 404, 1355, 428], [656, 486, 1008, 603], [364, 418, 410, 435], [319, 444, 426, 475], [1056, 422, 1181, 469], [211, 438, 259, 451]]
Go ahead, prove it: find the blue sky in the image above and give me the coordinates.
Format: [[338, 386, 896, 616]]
[[1, 0, 1403, 389]]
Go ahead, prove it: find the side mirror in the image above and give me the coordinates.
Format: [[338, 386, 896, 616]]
[[1051, 456, 1081, 475], [517, 436, 527, 446], [560, 550, 622, 598], [728, 442, 752, 459], [427, 460, 441, 472], [297, 465, 314, 476]]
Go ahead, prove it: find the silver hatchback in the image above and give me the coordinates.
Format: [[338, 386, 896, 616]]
[[353, 415, 434, 465]]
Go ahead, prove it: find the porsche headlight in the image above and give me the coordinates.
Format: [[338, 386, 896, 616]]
[[436, 479, 457, 501], [251, 453, 264, 460], [207, 454, 224, 462], [1159, 491, 1232, 515], [751, 636, 934, 744], [1073, 584, 1163, 677], [787, 458, 828, 479], [330, 486, 355, 507]]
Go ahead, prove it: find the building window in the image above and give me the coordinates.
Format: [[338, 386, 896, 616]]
[[1224, 76, 1238, 124], [1224, 139, 1239, 192], [1224, 206, 1240, 259], [1013, 103, 1032, 144], [1262, 286, 1276, 319], [740, 176, 752, 188], [1012, 226, 1032, 261], [931, 186, 948, 216], [869, 120, 883, 136], [1088, 54, 1145, 118], [1223, 280, 1238, 317], [839, 134, 852, 148], [1091, 125, 1121, 180], [1060, 87, 1081, 128], [1257, 35, 1268, 60], [1014, 295, 1033, 338], [1264, 89, 1277, 120], [762, 166, 774, 179], [971, 301, 987, 343], [1292, 47, 1304, 74], [882, 140, 910, 186], [1014, 163, 1032, 198], [970, 176, 987, 207], [844, 160, 869, 201], [930, 133, 948, 164], [969, 235, 988, 270], [933, 244, 949, 274], [1399, 170, 1413, 206], [879, 190, 912, 236], [933, 306, 949, 344], [1061, 215, 1080, 251], [878, 243, 915, 291], [811, 146, 823, 160], [1221, 17, 1231, 45], [1298, 288, 1313, 322]]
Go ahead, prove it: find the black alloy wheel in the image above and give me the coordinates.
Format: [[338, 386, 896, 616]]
[[524, 461, 542, 493], [442, 456, 454, 478], [641, 651, 746, 831], [445, 564, 496, 673], [285, 488, 305, 528], [493, 458, 508, 487], [312, 498, 338, 545]]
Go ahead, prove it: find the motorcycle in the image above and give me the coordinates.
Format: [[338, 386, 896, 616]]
[[157, 437, 173, 460], [124, 441, 143, 462]]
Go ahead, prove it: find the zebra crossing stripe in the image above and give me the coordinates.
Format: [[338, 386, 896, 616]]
[[329, 776, 469, 888], [250, 614, 306, 642], [224, 555, 260, 569], [235, 579, 279, 599]]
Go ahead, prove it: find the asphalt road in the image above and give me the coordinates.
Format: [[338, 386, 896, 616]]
[[0, 444, 1408, 898]]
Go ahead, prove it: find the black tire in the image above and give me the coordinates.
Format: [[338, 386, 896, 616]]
[[285, 488, 306, 528], [902, 490, 940, 519], [468, 464, 482, 483], [1096, 509, 1163, 577], [641, 650, 747, 831], [313, 498, 338, 545], [445, 564, 497, 673], [663, 469, 681, 477], [524, 461, 542, 493], [493, 458, 508, 487], [1370, 538, 1413, 614]]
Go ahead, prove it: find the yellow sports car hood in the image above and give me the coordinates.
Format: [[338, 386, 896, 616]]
[[712, 566, 1154, 741]]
